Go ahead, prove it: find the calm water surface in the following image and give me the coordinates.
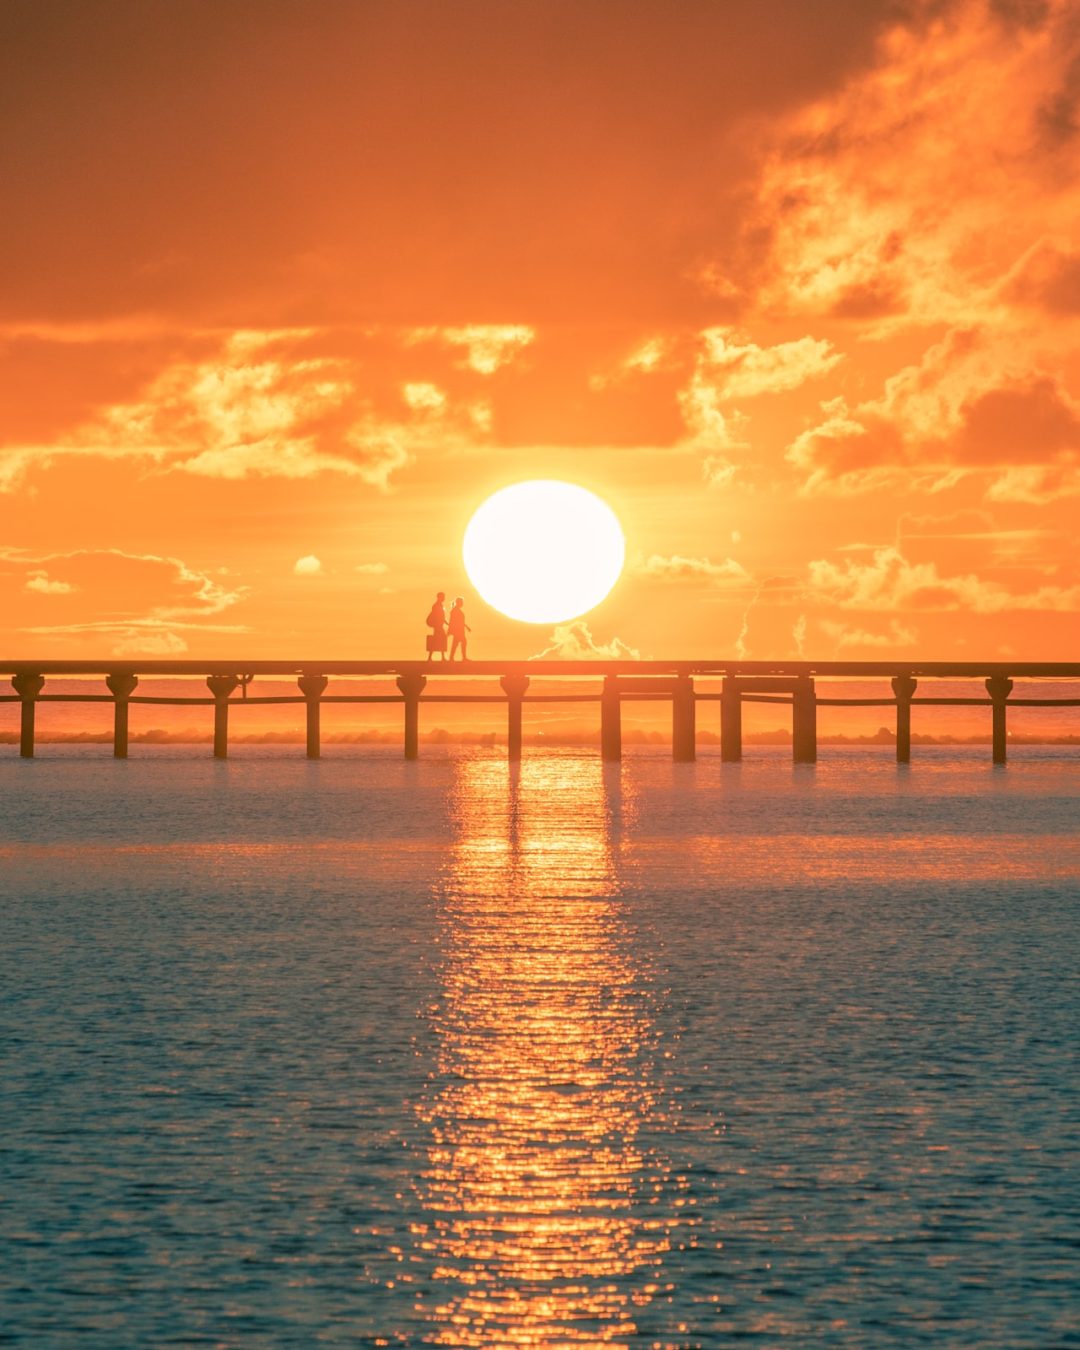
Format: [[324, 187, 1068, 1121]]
[[1, 747, 1078, 1346]]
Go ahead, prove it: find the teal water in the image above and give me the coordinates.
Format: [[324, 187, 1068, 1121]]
[[2, 747, 1078, 1346]]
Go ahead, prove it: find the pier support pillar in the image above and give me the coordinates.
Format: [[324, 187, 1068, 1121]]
[[206, 674, 240, 759], [500, 674, 529, 761], [792, 677, 817, 764], [601, 676, 621, 762], [672, 675, 696, 762], [891, 674, 917, 765], [986, 675, 1013, 765], [11, 673, 44, 758], [396, 673, 427, 760], [298, 673, 329, 759], [720, 678, 742, 762], [106, 672, 139, 759]]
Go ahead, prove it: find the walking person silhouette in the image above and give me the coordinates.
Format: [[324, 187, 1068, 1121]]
[[425, 592, 447, 662], [447, 596, 471, 662]]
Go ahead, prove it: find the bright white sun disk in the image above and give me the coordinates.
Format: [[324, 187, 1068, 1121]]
[[463, 481, 625, 624]]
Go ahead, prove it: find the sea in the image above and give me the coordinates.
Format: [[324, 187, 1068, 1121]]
[[1, 744, 1078, 1347]]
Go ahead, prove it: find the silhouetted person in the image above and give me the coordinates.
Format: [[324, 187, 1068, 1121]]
[[426, 592, 447, 662], [448, 596, 470, 662]]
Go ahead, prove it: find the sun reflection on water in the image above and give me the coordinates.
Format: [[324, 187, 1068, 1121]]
[[411, 756, 685, 1346]]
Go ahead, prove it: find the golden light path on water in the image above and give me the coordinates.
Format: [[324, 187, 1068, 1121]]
[[409, 757, 692, 1346]]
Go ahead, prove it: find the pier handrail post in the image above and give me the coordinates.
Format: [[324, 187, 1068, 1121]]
[[500, 674, 529, 761], [891, 674, 917, 764], [105, 672, 139, 759], [11, 673, 45, 758], [601, 675, 622, 761], [396, 673, 426, 760], [792, 675, 817, 764], [298, 673, 329, 759], [720, 677, 742, 762], [672, 674, 696, 762], [985, 675, 1014, 764], [206, 674, 240, 759]]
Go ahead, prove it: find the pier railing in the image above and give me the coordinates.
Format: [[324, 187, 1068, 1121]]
[[3, 660, 1080, 764]]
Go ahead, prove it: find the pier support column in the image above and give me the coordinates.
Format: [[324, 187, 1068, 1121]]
[[500, 674, 529, 762], [106, 672, 139, 759], [986, 675, 1013, 765], [298, 674, 329, 759], [396, 673, 426, 760], [720, 678, 742, 762], [601, 675, 621, 762], [891, 674, 917, 765], [672, 675, 696, 762], [11, 673, 44, 758], [206, 674, 240, 759], [792, 676, 817, 764]]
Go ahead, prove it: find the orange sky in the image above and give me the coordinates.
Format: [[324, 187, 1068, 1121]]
[[2, 0, 1079, 661]]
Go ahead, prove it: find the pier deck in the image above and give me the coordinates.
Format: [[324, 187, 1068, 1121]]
[[3, 660, 1080, 764]]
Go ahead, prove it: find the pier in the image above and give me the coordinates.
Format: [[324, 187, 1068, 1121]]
[[3, 660, 1080, 764]]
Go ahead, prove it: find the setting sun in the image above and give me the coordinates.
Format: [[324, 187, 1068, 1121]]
[[463, 481, 625, 624]]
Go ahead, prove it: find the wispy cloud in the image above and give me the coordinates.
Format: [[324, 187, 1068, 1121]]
[[4, 548, 249, 654], [820, 618, 918, 651], [112, 631, 190, 656], [635, 554, 748, 583], [532, 622, 640, 660], [808, 545, 1080, 613]]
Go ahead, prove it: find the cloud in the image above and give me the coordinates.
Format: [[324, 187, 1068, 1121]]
[[787, 396, 905, 493], [787, 349, 1080, 495], [635, 554, 748, 583], [678, 375, 751, 452], [703, 456, 739, 489], [4, 548, 248, 648], [896, 511, 1061, 565], [443, 325, 535, 374], [697, 328, 842, 400], [589, 336, 680, 391], [623, 337, 672, 374], [293, 554, 322, 576], [673, 326, 841, 487], [0, 446, 49, 493], [341, 422, 413, 491], [410, 325, 535, 374], [808, 545, 1080, 613], [985, 464, 1080, 502], [820, 618, 918, 651], [0, 328, 496, 492], [25, 570, 76, 595], [532, 622, 640, 661], [703, 0, 1080, 498], [402, 382, 447, 414], [355, 562, 389, 575], [746, 0, 1080, 327], [112, 630, 189, 656]]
